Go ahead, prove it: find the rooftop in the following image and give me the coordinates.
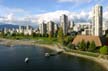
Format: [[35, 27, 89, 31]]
[[72, 35, 102, 47]]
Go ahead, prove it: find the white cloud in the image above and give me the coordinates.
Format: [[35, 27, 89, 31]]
[[33, 10, 90, 24], [0, 5, 47, 26], [0, 9, 107, 26], [0, 5, 33, 25], [0, 10, 93, 25], [103, 11, 108, 21], [0, 5, 26, 16]]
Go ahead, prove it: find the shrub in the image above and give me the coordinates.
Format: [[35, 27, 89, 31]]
[[63, 36, 74, 46], [100, 46, 108, 55], [88, 41, 96, 52], [79, 40, 86, 51], [86, 41, 90, 50], [67, 43, 75, 49]]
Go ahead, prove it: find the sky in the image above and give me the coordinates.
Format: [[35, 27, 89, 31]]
[[0, 0, 108, 26]]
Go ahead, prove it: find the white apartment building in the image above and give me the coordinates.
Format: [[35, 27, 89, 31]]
[[60, 14, 68, 35], [39, 22, 47, 35], [54, 24, 58, 33], [47, 21, 54, 35], [69, 21, 75, 29], [92, 4, 103, 36]]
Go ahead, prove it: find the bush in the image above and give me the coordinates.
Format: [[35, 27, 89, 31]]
[[32, 32, 36, 37], [86, 41, 90, 50], [67, 43, 75, 49], [11, 33, 16, 36], [88, 41, 96, 52], [54, 31, 58, 37], [100, 46, 108, 55], [63, 36, 74, 46], [78, 40, 86, 51]]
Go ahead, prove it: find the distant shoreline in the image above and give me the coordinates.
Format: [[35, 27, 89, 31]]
[[0, 38, 108, 71]]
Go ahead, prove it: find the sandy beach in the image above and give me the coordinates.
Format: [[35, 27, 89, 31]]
[[0, 38, 108, 70]]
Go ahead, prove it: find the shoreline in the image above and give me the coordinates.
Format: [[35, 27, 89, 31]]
[[64, 52, 108, 71], [0, 38, 108, 70], [38, 44, 108, 71]]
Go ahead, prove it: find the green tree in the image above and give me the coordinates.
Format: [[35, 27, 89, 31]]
[[49, 32, 53, 39], [100, 46, 108, 55], [88, 41, 96, 52], [79, 40, 86, 51], [57, 28, 64, 44], [54, 30, 58, 37], [63, 36, 73, 46], [86, 41, 90, 50], [11, 33, 16, 36], [32, 32, 36, 37], [0, 31, 5, 37], [67, 42, 75, 49]]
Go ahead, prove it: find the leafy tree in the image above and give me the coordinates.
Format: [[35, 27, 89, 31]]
[[49, 31, 53, 39], [18, 33, 24, 36], [67, 42, 75, 49], [79, 40, 86, 51], [86, 41, 90, 50], [63, 36, 73, 46], [88, 41, 96, 52], [100, 46, 108, 55], [57, 28, 64, 44], [5, 32, 10, 37], [54, 30, 58, 37], [42, 34, 46, 37], [11, 33, 16, 36], [32, 32, 36, 37], [0, 31, 5, 37]]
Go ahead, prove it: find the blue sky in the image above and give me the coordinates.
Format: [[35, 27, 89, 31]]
[[0, 0, 108, 25], [1, 0, 107, 14]]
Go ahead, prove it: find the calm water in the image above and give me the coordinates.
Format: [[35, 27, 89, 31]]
[[0, 45, 106, 71]]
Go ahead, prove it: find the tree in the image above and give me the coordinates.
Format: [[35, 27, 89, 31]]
[[63, 36, 73, 46], [79, 40, 86, 51], [100, 46, 108, 55], [57, 28, 64, 44], [67, 42, 75, 49], [86, 41, 90, 50], [88, 41, 96, 52], [11, 33, 16, 36], [49, 31, 53, 39], [32, 32, 36, 37], [54, 30, 58, 37]]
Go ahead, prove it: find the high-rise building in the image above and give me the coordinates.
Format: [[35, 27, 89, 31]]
[[47, 21, 55, 36], [69, 21, 75, 29], [24, 25, 33, 35], [54, 24, 58, 33], [39, 22, 47, 35], [60, 14, 68, 35], [92, 5, 103, 36], [26, 25, 32, 30], [18, 26, 25, 34]]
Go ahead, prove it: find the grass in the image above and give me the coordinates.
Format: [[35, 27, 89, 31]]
[[2, 35, 58, 44], [64, 47, 100, 57]]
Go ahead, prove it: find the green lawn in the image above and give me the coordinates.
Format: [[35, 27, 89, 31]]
[[64, 47, 100, 57], [2, 35, 58, 44]]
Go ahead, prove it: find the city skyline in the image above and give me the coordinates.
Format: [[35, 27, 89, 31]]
[[0, 0, 108, 26]]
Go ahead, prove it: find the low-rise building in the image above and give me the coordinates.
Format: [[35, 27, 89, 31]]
[[72, 35, 103, 47]]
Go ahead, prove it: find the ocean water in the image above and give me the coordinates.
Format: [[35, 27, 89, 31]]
[[0, 45, 106, 71]]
